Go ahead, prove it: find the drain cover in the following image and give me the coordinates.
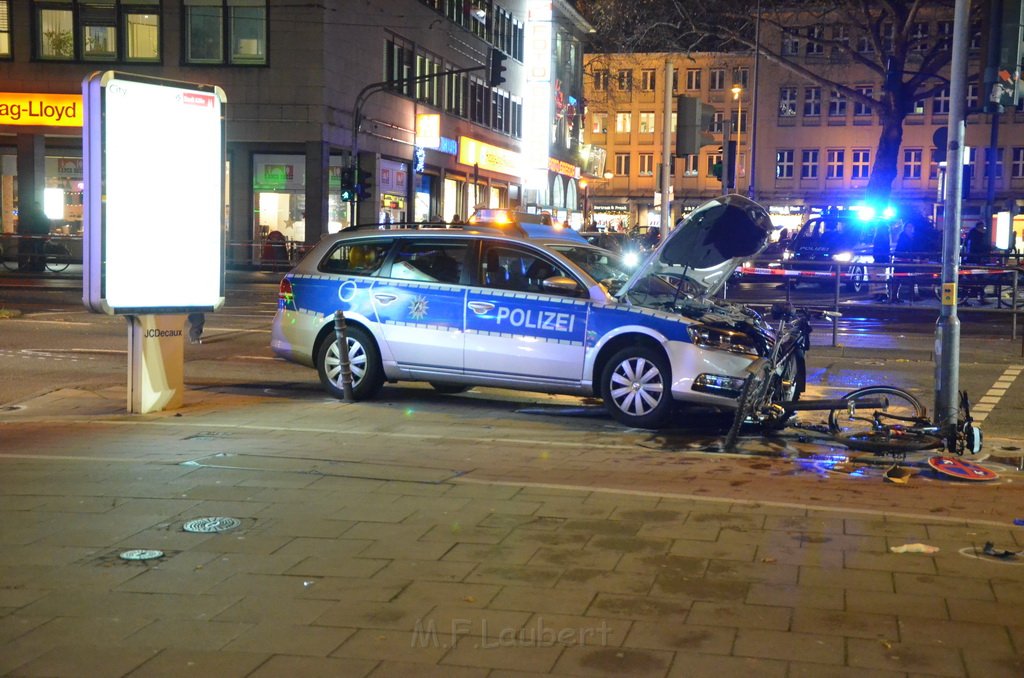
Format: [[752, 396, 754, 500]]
[[183, 517, 241, 533], [119, 549, 164, 561]]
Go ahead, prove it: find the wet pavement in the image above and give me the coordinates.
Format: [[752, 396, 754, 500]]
[[1, 326, 1023, 676]]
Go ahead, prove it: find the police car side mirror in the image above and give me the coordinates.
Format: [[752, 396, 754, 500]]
[[541, 276, 580, 295]]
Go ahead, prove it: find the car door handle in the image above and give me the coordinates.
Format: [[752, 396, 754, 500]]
[[373, 293, 399, 305], [467, 301, 495, 315]]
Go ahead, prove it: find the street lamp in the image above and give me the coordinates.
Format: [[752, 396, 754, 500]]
[[731, 84, 743, 190]]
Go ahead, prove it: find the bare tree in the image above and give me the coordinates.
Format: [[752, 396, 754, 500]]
[[580, 0, 978, 200]]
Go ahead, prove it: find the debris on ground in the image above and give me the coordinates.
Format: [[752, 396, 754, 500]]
[[884, 464, 913, 485], [890, 543, 940, 554], [982, 542, 1021, 559]]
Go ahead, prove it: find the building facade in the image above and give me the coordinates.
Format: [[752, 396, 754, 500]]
[[585, 18, 1024, 240], [0, 0, 591, 265]]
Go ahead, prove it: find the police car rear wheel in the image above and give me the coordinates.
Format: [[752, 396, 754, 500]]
[[601, 346, 673, 429], [316, 326, 384, 401]]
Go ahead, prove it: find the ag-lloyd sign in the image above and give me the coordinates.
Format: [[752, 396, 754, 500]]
[[0, 93, 83, 127]]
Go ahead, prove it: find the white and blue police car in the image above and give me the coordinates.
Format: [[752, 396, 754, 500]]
[[271, 195, 778, 428]]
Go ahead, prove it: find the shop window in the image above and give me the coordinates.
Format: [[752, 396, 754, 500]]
[[184, 0, 266, 65], [33, 1, 160, 62], [0, 1, 12, 58]]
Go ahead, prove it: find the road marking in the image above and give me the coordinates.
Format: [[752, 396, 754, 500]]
[[972, 365, 1024, 422]]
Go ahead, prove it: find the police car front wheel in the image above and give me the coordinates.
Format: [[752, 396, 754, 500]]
[[316, 326, 384, 401], [601, 346, 674, 429]]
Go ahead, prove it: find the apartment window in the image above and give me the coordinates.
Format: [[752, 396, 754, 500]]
[[827, 149, 845, 178], [856, 33, 873, 54], [903, 149, 922, 179], [34, 0, 161, 62], [707, 152, 722, 177], [881, 22, 894, 51], [852, 149, 870, 179], [682, 154, 698, 175], [638, 112, 655, 134], [828, 90, 847, 117], [854, 86, 873, 116], [932, 86, 950, 115], [670, 112, 677, 133], [983, 147, 1003, 178], [614, 112, 632, 134], [781, 30, 799, 55], [0, 1, 8, 57], [930, 21, 951, 54], [415, 52, 442, 106], [686, 68, 701, 91], [616, 69, 632, 91], [1012, 147, 1024, 178], [591, 112, 608, 134], [833, 25, 850, 48], [970, 23, 982, 51], [779, 87, 798, 117], [385, 36, 415, 96], [804, 87, 821, 116], [185, 0, 266, 65], [640, 69, 656, 91], [671, 70, 679, 93], [712, 111, 724, 133], [805, 25, 824, 55], [733, 68, 749, 89], [615, 153, 630, 176], [593, 69, 608, 91], [911, 98, 926, 115], [776, 149, 794, 178], [801, 149, 819, 179], [910, 21, 928, 52], [967, 84, 979, 110], [709, 68, 725, 91], [638, 153, 654, 176]]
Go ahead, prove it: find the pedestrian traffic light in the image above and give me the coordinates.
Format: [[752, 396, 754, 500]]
[[488, 47, 508, 87], [355, 169, 373, 201], [340, 167, 356, 202]]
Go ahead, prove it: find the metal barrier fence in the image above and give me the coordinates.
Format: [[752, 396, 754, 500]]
[[730, 259, 1024, 343]]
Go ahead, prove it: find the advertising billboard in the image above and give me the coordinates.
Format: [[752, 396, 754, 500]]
[[83, 71, 226, 314]]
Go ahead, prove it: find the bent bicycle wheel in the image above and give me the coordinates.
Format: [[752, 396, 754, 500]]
[[827, 385, 926, 437], [836, 430, 944, 453], [723, 360, 771, 451]]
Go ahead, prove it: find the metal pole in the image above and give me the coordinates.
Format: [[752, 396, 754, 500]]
[[935, 0, 970, 429], [661, 59, 673, 231], [333, 310, 355, 401], [748, 0, 761, 201]]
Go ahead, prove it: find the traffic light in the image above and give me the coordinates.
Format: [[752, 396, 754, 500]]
[[710, 141, 736, 186], [488, 47, 508, 87], [355, 169, 373, 201], [340, 167, 356, 202], [675, 95, 715, 156], [981, 0, 1024, 111]]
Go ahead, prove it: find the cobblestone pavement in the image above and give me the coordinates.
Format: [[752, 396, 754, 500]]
[[0, 374, 1022, 677]]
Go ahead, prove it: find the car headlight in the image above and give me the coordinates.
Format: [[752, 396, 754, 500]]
[[687, 325, 759, 355], [782, 250, 794, 260], [832, 251, 853, 262], [622, 251, 639, 268]]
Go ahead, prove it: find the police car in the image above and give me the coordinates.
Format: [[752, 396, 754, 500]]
[[270, 195, 776, 428]]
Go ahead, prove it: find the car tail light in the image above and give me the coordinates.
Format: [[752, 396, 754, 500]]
[[278, 277, 293, 305]]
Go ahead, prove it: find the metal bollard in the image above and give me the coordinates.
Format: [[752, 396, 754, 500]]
[[333, 310, 355, 402]]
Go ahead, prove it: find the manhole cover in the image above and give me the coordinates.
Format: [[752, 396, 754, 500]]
[[183, 517, 241, 533], [119, 549, 164, 561]]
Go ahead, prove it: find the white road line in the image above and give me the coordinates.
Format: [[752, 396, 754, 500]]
[[972, 364, 1024, 423]]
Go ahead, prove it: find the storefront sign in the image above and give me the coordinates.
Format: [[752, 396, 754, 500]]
[[57, 158, 83, 176], [437, 137, 458, 155], [458, 136, 521, 176], [381, 193, 406, 209], [0, 92, 83, 127], [416, 113, 441, 148], [548, 158, 579, 178]]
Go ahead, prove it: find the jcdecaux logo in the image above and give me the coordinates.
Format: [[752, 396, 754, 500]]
[[144, 329, 182, 338]]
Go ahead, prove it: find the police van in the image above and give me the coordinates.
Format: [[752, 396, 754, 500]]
[[270, 195, 777, 428]]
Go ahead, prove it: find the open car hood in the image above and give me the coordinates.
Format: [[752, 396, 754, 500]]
[[621, 194, 774, 298]]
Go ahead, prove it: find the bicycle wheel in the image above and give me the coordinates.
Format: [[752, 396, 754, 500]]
[[0, 245, 15, 272], [836, 430, 944, 453], [761, 350, 805, 431], [827, 385, 926, 437], [44, 244, 71, 273], [723, 359, 771, 451]]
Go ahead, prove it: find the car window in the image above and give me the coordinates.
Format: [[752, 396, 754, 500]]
[[319, 239, 393, 275], [481, 244, 578, 295], [387, 239, 468, 284]]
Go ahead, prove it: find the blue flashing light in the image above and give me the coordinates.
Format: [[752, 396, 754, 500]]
[[854, 205, 876, 221], [881, 206, 896, 220]]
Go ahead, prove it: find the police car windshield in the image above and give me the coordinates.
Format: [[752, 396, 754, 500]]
[[551, 244, 677, 300]]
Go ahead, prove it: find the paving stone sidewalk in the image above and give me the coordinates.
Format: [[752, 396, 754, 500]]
[[1, 388, 1023, 677]]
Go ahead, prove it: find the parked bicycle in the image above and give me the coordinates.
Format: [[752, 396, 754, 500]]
[[0, 237, 72, 272]]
